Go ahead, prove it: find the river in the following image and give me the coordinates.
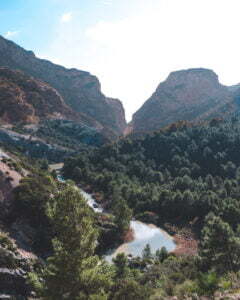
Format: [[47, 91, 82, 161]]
[[56, 174, 176, 261]]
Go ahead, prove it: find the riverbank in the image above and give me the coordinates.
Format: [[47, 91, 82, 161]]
[[123, 227, 134, 243], [72, 182, 197, 257], [173, 233, 198, 256], [164, 224, 198, 256], [54, 170, 197, 258]]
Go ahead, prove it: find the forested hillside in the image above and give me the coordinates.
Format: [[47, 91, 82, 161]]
[[3, 117, 240, 298], [64, 116, 240, 230]]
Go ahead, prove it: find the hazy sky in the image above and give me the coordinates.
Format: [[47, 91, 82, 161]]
[[1, 0, 240, 120]]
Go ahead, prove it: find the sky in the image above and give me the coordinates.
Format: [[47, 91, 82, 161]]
[[1, 0, 240, 121]]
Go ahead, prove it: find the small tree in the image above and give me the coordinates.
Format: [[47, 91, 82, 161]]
[[155, 247, 168, 263], [112, 279, 151, 300], [113, 253, 129, 279], [142, 244, 152, 260]]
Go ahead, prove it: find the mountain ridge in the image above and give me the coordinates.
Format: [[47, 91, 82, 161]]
[[0, 35, 126, 135], [130, 68, 240, 134]]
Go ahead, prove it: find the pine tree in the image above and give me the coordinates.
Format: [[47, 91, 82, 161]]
[[112, 279, 151, 300], [200, 213, 240, 272], [142, 244, 152, 260], [40, 186, 111, 299], [155, 247, 168, 263], [114, 199, 132, 236], [113, 253, 129, 279]]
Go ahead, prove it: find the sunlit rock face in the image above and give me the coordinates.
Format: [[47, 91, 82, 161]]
[[131, 68, 239, 134], [0, 35, 126, 136], [0, 67, 79, 124]]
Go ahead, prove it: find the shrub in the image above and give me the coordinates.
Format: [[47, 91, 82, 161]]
[[174, 280, 198, 298]]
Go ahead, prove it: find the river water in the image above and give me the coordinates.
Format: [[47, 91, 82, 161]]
[[56, 174, 176, 261], [105, 221, 176, 262]]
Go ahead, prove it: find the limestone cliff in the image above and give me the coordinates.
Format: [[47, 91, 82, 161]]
[[131, 68, 238, 134], [0, 35, 126, 135]]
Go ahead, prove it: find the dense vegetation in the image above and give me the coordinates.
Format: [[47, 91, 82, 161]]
[[28, 184, 240, 299], [36, 119, 108, 149], [4, 116, 240, 298], [64, 117, 240, 231]]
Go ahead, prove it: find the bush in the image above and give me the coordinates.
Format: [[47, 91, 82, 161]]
[[0, 232, 17, 252], [174, 280, 198, 298], [196, 272, 219, 296]]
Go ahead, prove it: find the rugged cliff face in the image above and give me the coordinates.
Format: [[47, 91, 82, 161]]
[[0, 35, 126, 135], [0, 67, 80, 125], [131, 68, 239, 134], [106, 98, 126, 133]]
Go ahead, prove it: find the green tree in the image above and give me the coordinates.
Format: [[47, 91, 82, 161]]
[[39, 186, 111, 299], [200, 213, 240, 272], [112, 279, 151, 300], [142, 244, 152, 260], [114, 199, 132, 237], [155, 247, 168, 263], [113, 253, 129, 279], [196, 272, 219, 296]]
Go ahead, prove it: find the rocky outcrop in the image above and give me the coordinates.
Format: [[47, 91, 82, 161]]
[[0, 231, 37, 299], [106, 98, 127, 133], [0, 35, 126, 135], [0, 67, 81, 124], [131, 68, 239, 134]]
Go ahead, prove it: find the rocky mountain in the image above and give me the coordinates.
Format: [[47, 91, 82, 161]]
[[0, 35, 126, 135], [131, 68, 240, 134], [0, 67, 81, 125]]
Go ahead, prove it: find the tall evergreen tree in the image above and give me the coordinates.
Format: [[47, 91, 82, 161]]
[[200, 213, 240, 272], [40, 186, 111, 299], [113, 199, 132, 237]]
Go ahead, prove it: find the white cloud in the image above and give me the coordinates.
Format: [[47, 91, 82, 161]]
[[84, 0, 240, 120], [4, 30, 19, 39], [101, 0, 112, 5], [43, 0, 240, 121], [60, 12, 73, 23]]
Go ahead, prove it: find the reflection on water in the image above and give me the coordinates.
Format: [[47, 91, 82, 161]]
[[105, 221, 176, 262]]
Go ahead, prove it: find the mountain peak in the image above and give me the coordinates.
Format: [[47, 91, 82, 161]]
[[0, 35, 126, 135], [130, 68, 238, 134], [167, 68, 219, 83]]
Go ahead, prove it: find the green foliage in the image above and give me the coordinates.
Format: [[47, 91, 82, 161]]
[[63, 116, 240, 231], [173, 280, 198, 299], [37, 119, 108, 150], [200, 213, 240, 272], [196, 272, 219, 296], [0, 232, 17, 252], [155, 247, 168, 263], [13, 174, 58, 252], [39, 186, 111, 299], [15, 115, 240, 298], [112, 279, 152, 300], [142, 244, 152, 260], [0, 232, 18, 268], [113, 253, 129, 279], [113, 198, 132, 236]]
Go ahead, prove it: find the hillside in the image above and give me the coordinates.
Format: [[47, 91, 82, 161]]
[[0, 67, 80, 125], [62, 115, 240, 298], [131, 68, 240, 134], [0, 35, 126, 135], [64, 116, 240, 227], [2, 116, 240, 298]]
